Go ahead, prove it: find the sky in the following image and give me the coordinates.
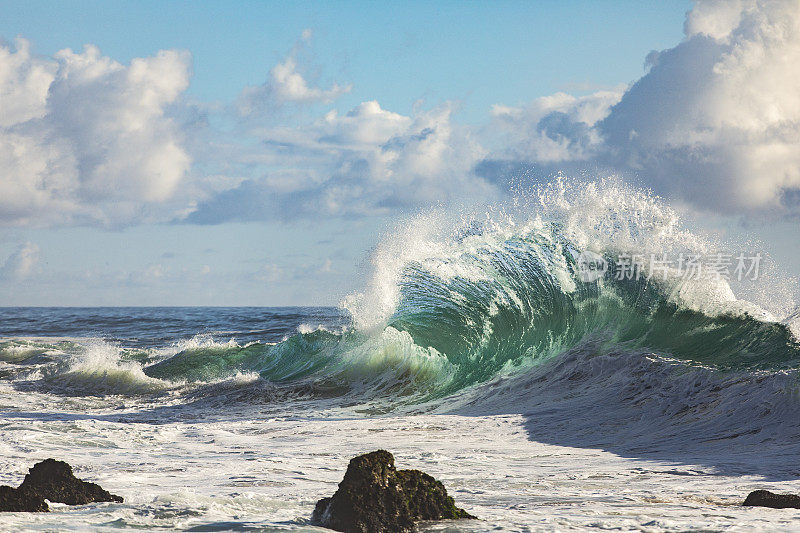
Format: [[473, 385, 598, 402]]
[[1, 0, 799, 307]]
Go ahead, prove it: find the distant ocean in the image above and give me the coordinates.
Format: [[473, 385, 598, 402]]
[[2, 182, 799, 531]]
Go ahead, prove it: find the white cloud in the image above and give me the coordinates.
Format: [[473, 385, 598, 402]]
[[684, 0, 753, 39], [238, 31, 351, 114], [318, 101, 412, 146], [0, 38, 55, 127], [488, 90, 622, 162], [0, 40, 192, 226], [601, 0, 800, 211], [0, 242, 41, 281], [268, 55, 350, 104], [187, 100, 494, 222], [487, 0, 800, 214]]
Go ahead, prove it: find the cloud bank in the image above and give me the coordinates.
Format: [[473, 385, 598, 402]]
[[2, 0, 799, 229], [188, 100, 493, 223]]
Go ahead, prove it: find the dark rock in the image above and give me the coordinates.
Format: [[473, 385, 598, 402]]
[[312, 450, 414, 533], [312, 450, 475, 533], [0, 485, 49, 512], [396, 469, 473, 521], [743, 489, 800, 509], [18, 459, 123, 506]]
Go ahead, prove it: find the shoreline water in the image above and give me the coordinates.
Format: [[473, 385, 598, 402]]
[[2, 403, 799, 531]]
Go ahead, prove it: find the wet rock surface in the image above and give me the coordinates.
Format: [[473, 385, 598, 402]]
[[0, 459, 122, 512], [0, 485, 49, 512], [743, 490, 800, 509], [312, 450, 475, 533]]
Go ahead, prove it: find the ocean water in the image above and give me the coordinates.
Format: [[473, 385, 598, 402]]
[[2, 181, 800, 531]]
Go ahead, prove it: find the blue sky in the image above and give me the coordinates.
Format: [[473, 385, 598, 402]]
[[1, 0, 799, 307], [1, 1, 689, 118]]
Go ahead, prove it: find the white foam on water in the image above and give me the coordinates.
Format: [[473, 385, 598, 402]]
[[46, 339, 174, 395], [0, 401, 798, 532]]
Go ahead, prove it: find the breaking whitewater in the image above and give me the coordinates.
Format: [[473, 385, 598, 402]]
[[2, 181, 799, 531]]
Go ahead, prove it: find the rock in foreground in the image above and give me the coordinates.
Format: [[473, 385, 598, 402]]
[[20, 459, 123, 506], [0, 459, 122, 512], [312, 450, 475, 533], [743, 490, 800, 509], [0, 485, 49, 512]]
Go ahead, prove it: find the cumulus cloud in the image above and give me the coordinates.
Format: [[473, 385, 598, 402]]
[[0, 242, 41, 281], [238, 30, 351, 114], [600, 0, 800, 212], [0, 39, 55, 127], [268, 55, 350, 104], [489, 90, 623, 163], [318, 101, 412, 146], [0, 39, 191, 226], [486, 0, 800, 214]]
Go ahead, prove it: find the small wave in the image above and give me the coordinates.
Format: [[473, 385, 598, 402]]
[[44, 339, 173, 396], [0, 340, 54, 363], [0, 338, 81, 363], [144, 338, 268, 383], [297, 323, 339, 335]]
